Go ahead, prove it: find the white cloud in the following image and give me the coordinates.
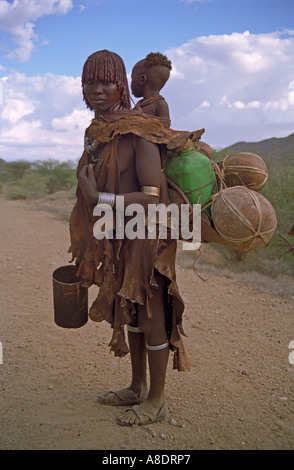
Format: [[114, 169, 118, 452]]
[[78, 4, 86, 13], [2, 96, 35, 123], [289, 81, 294, 105], [52, 108, 91, 132], [1, 30, 294, 162], [1, 119, 43, 145], [199, 100, 210, 108], [219, 97, 261, 110], [0, 0, 73, 61], [164, 30, 294, 148], [0, 71, 92, 161]]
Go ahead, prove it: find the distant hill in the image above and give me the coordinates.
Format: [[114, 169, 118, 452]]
[[215, 133, 294, 163]]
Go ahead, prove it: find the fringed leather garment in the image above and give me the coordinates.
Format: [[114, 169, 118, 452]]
[[68, 109, 204, 371]]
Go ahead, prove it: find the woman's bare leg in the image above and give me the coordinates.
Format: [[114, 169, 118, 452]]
[[128, 330, 148, 395], [98, 330, 148, 404], [116, 271, 169, 425]]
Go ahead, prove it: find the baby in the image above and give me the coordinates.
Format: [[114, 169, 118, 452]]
[[131, 52, 172, 128], [131, 53, 173, 206]]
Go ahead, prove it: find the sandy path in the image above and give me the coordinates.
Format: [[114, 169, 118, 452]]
[[0, 196, 293, 450]]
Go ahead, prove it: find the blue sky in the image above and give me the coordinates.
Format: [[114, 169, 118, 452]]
[[0, 0, 294, 162]]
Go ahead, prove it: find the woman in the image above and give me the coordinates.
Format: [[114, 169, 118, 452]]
[[69, 50, 189, 426]]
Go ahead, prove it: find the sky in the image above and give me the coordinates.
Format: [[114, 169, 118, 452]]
[[0, 0, 294, 163]]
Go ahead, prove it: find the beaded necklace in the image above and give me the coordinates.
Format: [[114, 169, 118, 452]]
[[137, 95, 164, 108]]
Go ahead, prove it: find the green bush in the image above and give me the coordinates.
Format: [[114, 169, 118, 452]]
[[31, 159, 76, 194], [2, 158, 77, 199], [6, 171, 50, 200], [2, 161, 32, 182]]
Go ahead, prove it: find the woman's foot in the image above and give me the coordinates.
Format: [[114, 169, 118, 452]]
[[116, 401, 166, 426], [98, 387, 148, 406]]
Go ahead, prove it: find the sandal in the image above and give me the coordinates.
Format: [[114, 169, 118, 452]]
[[98, 388, 147, 406], [116, 402, 167, 426]]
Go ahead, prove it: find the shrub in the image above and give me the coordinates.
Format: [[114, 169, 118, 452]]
[[31, 159, 76, 194], [2, 161, 32, 182], [6, 171, 50, 200], [3, 158, 77, 199]]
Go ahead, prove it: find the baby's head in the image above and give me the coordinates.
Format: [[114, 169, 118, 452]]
[[131, 52, 172, 98]]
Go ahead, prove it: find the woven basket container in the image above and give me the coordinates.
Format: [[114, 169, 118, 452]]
[[194, 141, 213, 160], [221, 152, 268, 191], [211, 186, 277, 252]]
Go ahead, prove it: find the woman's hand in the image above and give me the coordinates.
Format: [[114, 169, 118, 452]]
[[78, 164, 99, 205]]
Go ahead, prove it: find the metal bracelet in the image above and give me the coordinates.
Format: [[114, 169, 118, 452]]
[[146, 341, 169, 351], [97, 192, 115, 208], [141, 186, 160, 197]]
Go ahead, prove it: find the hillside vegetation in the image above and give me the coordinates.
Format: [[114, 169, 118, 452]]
[[0, 159, 77, 200], [215, 133, 294, 163], [1, 133, 293, 276]]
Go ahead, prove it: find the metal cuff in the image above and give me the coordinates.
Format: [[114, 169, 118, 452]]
[[146, 341, 169, 351], [97, 192, 115, 208], [141, 186, 160, 197]]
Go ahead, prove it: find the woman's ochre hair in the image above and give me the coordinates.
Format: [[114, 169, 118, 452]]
[[82, 50, 131, 110]]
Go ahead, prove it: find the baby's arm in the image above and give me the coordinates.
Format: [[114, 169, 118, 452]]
[[155, 99, 170, 121]]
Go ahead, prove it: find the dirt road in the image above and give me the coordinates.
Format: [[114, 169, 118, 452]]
[[0, 195, 293, 450]]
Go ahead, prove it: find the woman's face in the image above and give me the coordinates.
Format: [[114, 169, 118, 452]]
[[83, 80, 120, 112]]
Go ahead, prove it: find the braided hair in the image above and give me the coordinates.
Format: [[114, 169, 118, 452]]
[[82, 50, 131, 110]]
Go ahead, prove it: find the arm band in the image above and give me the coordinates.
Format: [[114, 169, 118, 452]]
[[97, 192, 115, 208], [141, 186, 160, 197]]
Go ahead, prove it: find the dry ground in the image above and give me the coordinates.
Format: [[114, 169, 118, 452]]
[[0, 194, 293, 450]]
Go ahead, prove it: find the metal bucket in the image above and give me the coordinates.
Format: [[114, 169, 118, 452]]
[[52, 265, 88, 328]]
